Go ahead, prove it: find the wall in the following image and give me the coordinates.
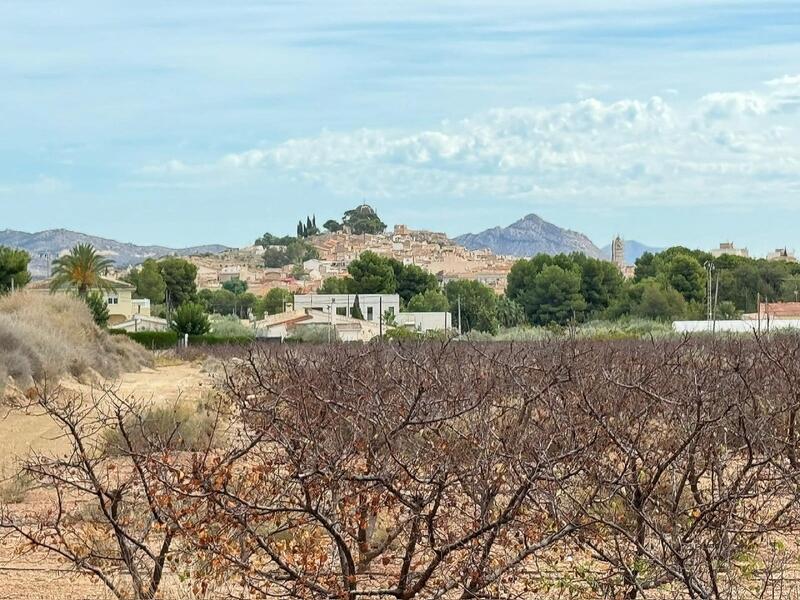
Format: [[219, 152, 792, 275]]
[[673, 320, 800, 333], [396, 312, 452, 332]]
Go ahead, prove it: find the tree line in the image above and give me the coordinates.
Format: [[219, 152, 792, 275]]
[[6, 238, 800, 334]]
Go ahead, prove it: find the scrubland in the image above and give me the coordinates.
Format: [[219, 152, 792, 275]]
[[0, 293, 151, 393]]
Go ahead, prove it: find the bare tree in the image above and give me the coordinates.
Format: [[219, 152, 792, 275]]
[[154, 343, 593, 599], [0, 383, 203, 600], [572, 337, 800, 599], [7, 335, 800, 600]]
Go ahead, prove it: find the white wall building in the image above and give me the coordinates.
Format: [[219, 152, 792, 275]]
[[710, 242, 749, 258], [673, 319, 800, 333], [396, 312, 452, 333], [293, 294, 400, 323]]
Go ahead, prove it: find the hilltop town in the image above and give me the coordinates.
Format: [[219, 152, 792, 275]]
[[187, 219, 518, 298]]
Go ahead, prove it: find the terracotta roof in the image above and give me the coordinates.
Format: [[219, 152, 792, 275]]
[[760, 302, 800, 318]]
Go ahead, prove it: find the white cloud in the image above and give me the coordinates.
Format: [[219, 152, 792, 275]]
[[0, 176, 70, 196], [765, 75, 800, 88], [145, 76, 800, 208], [699, 92, 770, 119]]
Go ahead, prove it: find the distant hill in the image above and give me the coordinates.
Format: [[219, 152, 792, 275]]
[[454, 213, 604, 259], [0, 229, 229, 278], [600, 240, 664, 264]]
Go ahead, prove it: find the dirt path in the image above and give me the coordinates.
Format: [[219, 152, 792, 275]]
[[1, 362, 210, 472]]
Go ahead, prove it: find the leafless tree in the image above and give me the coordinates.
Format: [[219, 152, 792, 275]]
[[571, 336, 800, 599], [153, 342, 595, 599], [0, 382, 210, 600]]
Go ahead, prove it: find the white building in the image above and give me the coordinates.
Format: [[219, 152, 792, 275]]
[[115, 315, 170, 333], [673, 319, 800, 334], [710, 242, 749, 258], [293, 294, 400, 323], [767, 248, 797, 263], [395, 312, 452, 333]]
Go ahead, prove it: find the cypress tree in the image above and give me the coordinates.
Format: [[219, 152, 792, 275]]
[[351, 294, 364, 320]]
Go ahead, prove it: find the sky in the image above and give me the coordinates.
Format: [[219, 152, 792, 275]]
[[1, 0, 799, 255]]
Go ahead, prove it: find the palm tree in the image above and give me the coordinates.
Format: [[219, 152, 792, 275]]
[[50, 244, 115, 297]]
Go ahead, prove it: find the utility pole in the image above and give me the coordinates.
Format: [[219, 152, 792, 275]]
[[457, 296, 462, 336], [704, 261, 715, 326], [329, 298, 335, 343], [379, 296, 383, 338], [712, 271, 720, 334], [757, 292, 761, 334]]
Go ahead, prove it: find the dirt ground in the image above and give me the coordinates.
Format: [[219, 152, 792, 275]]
[[0, 361, 211, 600]]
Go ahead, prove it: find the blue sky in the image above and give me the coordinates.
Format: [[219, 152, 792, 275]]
[[1, 1, 799, 255]]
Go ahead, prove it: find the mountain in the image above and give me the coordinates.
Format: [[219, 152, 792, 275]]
[[454, 214, 604, 259], [0, 229, 229, 278], [600, 240, 664, 264]]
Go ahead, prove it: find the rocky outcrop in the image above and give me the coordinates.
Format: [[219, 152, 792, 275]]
[[455, 214, 604, 258]]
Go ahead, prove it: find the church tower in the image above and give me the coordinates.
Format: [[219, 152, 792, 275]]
[[611, 235, 625, 270]]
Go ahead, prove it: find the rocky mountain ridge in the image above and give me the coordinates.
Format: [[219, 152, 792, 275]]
[[0, 229, 229, 278], [455, 214, 605, 259]]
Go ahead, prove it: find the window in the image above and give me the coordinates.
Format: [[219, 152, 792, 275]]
[[336, 307, 347, 316], [367, 307, 374, 320], [107, 296, 119, 305]]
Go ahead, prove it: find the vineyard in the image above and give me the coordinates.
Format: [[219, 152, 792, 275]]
[[5, 336, 800, 599]]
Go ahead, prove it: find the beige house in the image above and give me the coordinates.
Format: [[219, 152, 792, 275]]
[[27, 279, 149, 327]]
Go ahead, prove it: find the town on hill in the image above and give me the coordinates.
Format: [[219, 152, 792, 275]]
[[3, 202, 800, 342]]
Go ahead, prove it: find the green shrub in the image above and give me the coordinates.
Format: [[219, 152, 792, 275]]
[[103, 398, 220, 454], [384, 327, 452, 342], [187, 334, 254, 346], [171, 302, 211, 336], [85, 291, 110, 327], [126, 330, 179, 349], [459, 319, 675, 342], [123, 330, 253, 349], [0, 473, 33, 504], [209, 315, 255, 338]]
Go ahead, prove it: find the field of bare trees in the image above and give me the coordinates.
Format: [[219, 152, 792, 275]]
[[5, 336, 800, 599]]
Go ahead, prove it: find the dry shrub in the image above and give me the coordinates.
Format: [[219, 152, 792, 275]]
[[0, 472, 33, 504], [0, 293, 151, 390], [103, 395, 222, 454]]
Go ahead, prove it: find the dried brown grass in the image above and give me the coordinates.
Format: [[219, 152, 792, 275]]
[[0, 292, 152, 391]]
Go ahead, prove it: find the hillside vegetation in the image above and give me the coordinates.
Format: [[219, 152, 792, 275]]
[[0, 293, 151, 391]]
